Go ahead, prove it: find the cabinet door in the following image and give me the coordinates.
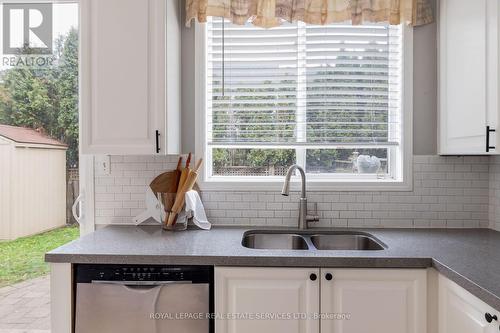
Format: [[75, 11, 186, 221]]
[[438, 0, 499, 154], [438, 274, 498, 333], [80, 0, 179, 155], [320, 269, 427, 333], [215, 267, 319, 333]]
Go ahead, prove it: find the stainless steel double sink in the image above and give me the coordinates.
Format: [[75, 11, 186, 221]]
[[242, 231, 386, 251]]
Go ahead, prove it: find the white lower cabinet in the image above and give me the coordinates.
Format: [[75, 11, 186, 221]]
[[215, 267, 426, 333], [215, 267, 320, 333], [51, 266, 500, 333], [320, 269, 427, 333], [438, 274, 499, 333]]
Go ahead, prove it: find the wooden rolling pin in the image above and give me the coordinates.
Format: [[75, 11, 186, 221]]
[[177, 153, 192, 192], [166, 158, 203, 227], [163, 153, 191, 226], [176, 156, 183, 172]]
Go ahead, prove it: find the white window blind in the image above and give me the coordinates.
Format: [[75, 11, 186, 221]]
[[204, 18, 406, 181], [206, 18, 403, 149]]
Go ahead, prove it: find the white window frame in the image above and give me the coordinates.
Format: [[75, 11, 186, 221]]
[[0, 0, 92, 233], [195, 21, 413, 192]]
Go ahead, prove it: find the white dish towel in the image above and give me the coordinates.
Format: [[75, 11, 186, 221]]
[[178, 190, 212, 230]]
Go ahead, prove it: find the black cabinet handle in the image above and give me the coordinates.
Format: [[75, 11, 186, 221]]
[[325, 273, 333, 281], [310, 273, 317, 281], [485, 313, 498, 323], [487, 126, 496, 152], [155, 130, 160, 153]]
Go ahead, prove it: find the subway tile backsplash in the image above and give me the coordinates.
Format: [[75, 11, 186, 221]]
[[489, 156, 500, 231], [94, 155, 492, 229]]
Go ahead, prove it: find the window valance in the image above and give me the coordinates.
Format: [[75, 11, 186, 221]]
[[186, 0, 434, 28]]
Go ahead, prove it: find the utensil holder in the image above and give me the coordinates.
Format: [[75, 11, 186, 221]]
[[163, 216, 187, 231], [161, 211, 188, 231], [158, 193, 187, 231]]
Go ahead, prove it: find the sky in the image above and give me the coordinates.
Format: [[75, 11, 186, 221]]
[[53, 3, 79, 39]]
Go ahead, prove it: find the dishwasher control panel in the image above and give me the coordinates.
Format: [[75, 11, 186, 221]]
[[75, 264, 213, 283]]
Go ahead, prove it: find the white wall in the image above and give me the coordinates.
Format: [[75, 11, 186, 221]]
[[413, 6, 438, 155]]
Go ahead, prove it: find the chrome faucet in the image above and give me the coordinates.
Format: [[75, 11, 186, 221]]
[[281, 165, 319, 229]]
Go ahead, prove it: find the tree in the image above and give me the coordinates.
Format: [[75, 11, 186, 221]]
[[0, 28, 79, 167], [54, 28, 79, 167], [0, 67, 55, 132]]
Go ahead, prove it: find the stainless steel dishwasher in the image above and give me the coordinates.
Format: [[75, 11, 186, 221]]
[[75, 264, 213, 333]]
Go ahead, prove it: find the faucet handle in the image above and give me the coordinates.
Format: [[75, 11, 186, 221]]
[[307, 202, 320, 223]]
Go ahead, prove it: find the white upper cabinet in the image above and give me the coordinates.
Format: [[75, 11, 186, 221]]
[[80, 0, 180, 155], [438, 274, 499, 333], [320, 269, 427, 333], [215, 267, 320, 333], [438, 0, 499, 155]]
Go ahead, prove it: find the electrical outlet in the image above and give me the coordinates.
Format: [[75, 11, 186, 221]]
[[94, 155, 111, 175]]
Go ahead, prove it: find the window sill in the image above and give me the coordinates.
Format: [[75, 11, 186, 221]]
[[197, 177, 413, 192]]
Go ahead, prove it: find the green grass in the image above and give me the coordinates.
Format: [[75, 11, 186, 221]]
[[0, 226, 79, 288]]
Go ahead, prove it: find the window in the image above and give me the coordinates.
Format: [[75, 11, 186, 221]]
[[198, 18, 412, 190], [1, 2, 79, 167]]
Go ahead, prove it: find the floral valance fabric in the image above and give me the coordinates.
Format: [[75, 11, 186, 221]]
[[186, 0, 434, 28]]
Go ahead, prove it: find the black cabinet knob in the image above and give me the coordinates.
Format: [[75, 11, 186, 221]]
[[485, 313, 498, 323], [325, 273, 333, 281], [310, 273, 317, 281]]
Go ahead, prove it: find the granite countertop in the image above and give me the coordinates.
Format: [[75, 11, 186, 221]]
[[46, 226, 500, 311]]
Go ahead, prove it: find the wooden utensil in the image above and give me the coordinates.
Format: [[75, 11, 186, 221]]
[[149, 170, 180, 195], [160, 192, 177, 212], [150, 156, 183, 196], [176, 156, 183, 171], [166, 159, 203, 226], [177, 153, 192, 192]]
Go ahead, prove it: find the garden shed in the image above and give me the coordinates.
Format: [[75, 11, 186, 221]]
[[0, 124, 67, 240]]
